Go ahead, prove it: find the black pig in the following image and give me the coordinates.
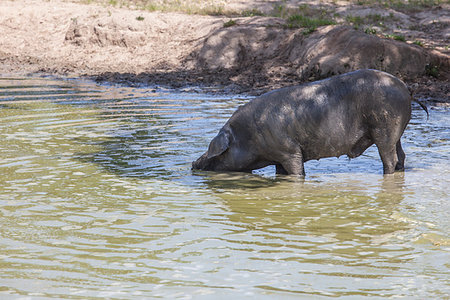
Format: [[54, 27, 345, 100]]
[[192, 69, 427, 175]]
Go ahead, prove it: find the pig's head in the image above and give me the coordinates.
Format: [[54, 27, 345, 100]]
[[192, 127, 256, 172]]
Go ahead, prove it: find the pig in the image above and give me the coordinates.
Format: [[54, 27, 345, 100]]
[[192, 69, 427, 175]]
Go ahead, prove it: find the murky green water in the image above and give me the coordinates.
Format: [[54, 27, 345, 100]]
[[0, 77, 448, 299]]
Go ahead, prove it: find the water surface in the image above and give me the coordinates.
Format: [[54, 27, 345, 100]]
[[0, 77, 449, 298]]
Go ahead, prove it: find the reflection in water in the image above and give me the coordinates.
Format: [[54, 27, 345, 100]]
[[0, 77, 449, 298], [205, 175, 408, 296]]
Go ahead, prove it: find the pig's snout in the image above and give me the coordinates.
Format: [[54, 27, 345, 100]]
[[192, 152, 209, 170]]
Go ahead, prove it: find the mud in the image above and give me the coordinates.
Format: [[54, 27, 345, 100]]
[[0, 0, 448, 101]]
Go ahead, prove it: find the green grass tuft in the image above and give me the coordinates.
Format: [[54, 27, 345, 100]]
[[223, 19, 237, 28], [425, 64, 439, 78], [364, 27, 377, 35], [287, 14, 335, 32], [386, 34, 406, 42], [240, 9, 265, 17]]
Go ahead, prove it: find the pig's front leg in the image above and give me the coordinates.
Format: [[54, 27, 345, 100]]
[[276, 164, 288, 175], [279, 152, 305, 176]]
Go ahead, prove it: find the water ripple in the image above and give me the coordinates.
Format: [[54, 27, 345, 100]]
[[0, 77, 448, 299]]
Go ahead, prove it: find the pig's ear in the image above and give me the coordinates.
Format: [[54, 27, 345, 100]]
[[207, 130, 231, 159]]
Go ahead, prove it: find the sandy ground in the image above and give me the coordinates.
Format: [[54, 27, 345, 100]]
[[0, 0, 448, 101], [0, 0, 220, 76]]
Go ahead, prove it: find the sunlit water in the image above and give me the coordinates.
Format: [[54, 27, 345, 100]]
[[0, 77, 448, 299]]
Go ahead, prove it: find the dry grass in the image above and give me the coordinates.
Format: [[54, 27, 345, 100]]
[[80, 0, 232, 15], [79, 0, 445, 15], [350, 0, 444, 11], [76, 0, 446, 38]]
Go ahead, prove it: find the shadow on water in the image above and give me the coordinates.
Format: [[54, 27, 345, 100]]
[[192, 168, 287, 190], [190, 172, 419, 298]]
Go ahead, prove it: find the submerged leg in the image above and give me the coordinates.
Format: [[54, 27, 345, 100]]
[[276, 164, 288, 175], [395, 140, 405, 171], [371, 126, 403, 175], [377, 145, 398, 174], [279, 153, 305, 176]]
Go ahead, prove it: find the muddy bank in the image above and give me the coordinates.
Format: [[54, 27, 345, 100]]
[[0, 0, 448, 101]]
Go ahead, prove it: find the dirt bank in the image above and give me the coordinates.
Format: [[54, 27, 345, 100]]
[[0, 0, 448, 101]]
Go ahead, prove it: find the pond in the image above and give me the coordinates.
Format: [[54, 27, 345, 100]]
[[0, 77, 449, 298]]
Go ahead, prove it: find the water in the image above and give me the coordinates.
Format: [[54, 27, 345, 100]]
[[0, 77, 448, 299]]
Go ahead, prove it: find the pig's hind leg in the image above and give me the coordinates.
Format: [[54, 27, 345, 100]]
[[395, 140, 405, 171], [372, 130, 401, 175]]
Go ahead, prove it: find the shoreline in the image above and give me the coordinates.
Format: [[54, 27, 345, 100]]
[[0, 0, 449, 102]]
